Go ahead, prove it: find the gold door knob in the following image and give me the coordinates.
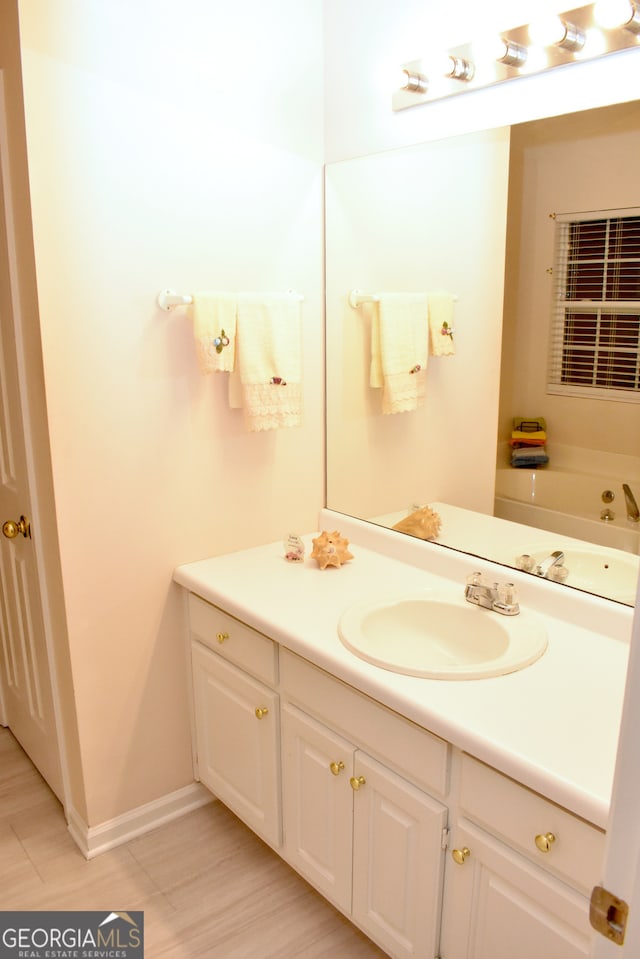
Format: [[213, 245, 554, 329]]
[[2, 516, 31, 539], [254, 706, 269, 720], [329, 761, 345, 776], [452, 846, 471, 865], [535, 832, 556, 853], [350, 775, 366, 791], [216, 631, 229, 644]]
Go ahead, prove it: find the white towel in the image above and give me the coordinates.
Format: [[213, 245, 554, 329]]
[[190, 293, 237, 373], [370, 293, 429, 414], [428, 291, 456, 356], [229, 293, 303, 431]]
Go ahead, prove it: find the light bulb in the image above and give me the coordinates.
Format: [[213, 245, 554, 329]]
[[594, 0, 640, 32], [529, 14, 585, 51], [529, 14, 567, 46], [594, 0, 634, 27]]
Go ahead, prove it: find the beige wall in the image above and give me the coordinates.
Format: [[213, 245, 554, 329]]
[[500, 103, 640, 461], [17, 0, 324, 826]]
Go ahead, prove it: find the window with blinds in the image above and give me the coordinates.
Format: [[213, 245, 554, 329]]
[[547, 210, 640, 403]]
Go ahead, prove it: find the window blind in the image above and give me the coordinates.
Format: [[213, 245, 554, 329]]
[[547, 210, 640, 402]]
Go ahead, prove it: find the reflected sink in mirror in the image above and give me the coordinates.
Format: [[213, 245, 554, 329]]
[[514, 546, 639, 606], [338, 590, 547, 680]]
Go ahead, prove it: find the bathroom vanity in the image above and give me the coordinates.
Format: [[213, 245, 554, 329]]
[[174, 511, 632, 959]]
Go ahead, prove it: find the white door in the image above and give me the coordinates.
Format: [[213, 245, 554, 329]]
[[0, 84, 62, 799], [591, 577, 640, 956]]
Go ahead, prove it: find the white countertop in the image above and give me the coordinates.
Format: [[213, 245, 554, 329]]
[[174, 510, 634, 830]]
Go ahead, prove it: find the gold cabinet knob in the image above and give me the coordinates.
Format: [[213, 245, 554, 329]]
[[452, 846, 471, 865], [535, 832, 556, 853], [329, 761, 345, 776], [2, 515, 31, 539], [350, 775, 366, 791], [254, 706, 269, 720], [216, 631, 229, 644]]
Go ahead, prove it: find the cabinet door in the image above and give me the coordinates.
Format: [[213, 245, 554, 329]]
[[191, 641, 281, 847], [351, 751, 447, 959], [281, 703, 354, 913], [442, 821, 593, 959]]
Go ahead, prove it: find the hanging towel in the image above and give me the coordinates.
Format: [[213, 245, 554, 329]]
[[370, 293, 429, 415], [190, 293, 237, 373], [229, 293, 303, 431], [428, 291, 456, 356]]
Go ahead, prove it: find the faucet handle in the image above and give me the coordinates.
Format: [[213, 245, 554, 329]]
[[497, 582, 518, 607], [466, 571, 484, 587]]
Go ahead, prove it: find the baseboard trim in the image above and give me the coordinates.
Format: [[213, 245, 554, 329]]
[[67, 782, 214, 859]]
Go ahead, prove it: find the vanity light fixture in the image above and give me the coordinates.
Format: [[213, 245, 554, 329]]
[[393, 1, 640, 111]]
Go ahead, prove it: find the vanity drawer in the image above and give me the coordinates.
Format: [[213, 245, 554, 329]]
[[188, 594, 277, 685], [459, 753, 605, 894], [280, 649, 449, 797]]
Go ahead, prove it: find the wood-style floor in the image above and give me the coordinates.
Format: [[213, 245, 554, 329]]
[[0, 727, 387, 957]]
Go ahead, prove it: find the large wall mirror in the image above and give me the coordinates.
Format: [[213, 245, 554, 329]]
[[326, 100, 640, 606]]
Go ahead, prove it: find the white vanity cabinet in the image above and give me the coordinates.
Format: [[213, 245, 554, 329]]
[[280, 651, 449, 959], [183, 589, 607, 959], [441, 755, 605, 959], [188, 594, 281, 847]]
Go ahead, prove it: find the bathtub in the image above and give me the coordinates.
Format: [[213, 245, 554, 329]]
[[494, 467, 640, 556]]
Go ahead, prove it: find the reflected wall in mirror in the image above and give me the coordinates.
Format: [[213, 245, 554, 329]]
[[326, 101, 640, 606]]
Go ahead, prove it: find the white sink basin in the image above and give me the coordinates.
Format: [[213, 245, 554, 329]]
[[338, 590, 547, 680]]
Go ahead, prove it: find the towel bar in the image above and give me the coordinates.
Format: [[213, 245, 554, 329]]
[[348, 288, 458, 309], [157, 290, 194, 311], [158, 289, 305, 311]]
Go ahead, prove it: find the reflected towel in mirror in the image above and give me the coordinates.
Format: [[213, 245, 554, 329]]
[[370, 292, 429, 414]]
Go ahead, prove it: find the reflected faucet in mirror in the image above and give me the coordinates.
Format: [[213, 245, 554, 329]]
[[623, 484, 640, 523]]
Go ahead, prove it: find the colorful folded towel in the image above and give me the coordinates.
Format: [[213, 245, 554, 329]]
[[510, 430, 547, 447], [511, 446, 549, 468]]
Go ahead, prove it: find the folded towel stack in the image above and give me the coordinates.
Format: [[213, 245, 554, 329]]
[[510, 416, 549, 468]]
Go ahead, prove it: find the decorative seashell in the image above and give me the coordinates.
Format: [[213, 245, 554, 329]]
[[392, 506, 441, 541], [310, 530, 354, 570]]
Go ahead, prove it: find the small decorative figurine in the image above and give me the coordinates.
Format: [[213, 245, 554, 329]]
[[310, 530, 354, 569], [392, 506, 442, 541]]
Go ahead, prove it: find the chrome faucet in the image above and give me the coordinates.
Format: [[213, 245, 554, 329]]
[[464, 573, 519, 616], [534, 550, 565, 578], [622, 483, 640, 522]]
